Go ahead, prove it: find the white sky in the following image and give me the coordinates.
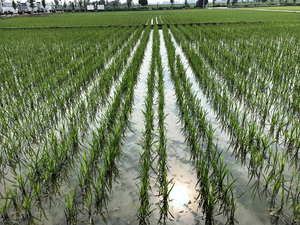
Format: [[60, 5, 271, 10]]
[[10, 0, 221, 5], [12, 0, 197, 4]]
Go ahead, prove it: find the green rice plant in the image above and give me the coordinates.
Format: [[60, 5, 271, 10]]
[[278, 181, 286, 212], [32, 183, 42, 202], [6, 188, 18, 210], [89, 167, 105, 204], [17, 194, 37, 219], [196, 162, 210, 214], [290, 193, 300, 223], [271, 173, 283, 198], [261, 170, 275, 193], [102, 124, 124, 172], [84, 189, 93, 223], [285, 170, 295, 201], [136, 153, 155, 221], [0, 191, 12, 222], [157, 178, 175, 223], [64, 189, 78, 224], [205, 182, 220, 224], [78, 160, 89, 192], [227, 188, 245, 223], [12, 172, 28, 197]]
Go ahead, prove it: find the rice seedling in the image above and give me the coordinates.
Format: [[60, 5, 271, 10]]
[[135, 28, 157, 224], [32, 183, 42, 202], [17, 194, 37, 219], [5, 188, 19, 211], [64, 189, 78, 224], [152, 25, 175, 223], [290, 193, 300, 223], [0, 192, 12, 222], [12, 172, 28, 197], [84, 189, 93, 223], [89, 167, 105, 204]]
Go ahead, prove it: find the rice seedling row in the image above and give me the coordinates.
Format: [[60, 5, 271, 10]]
[[162, 24, 246, 224], [171, 23, 300, 174], [0, 27, 126, 132], [153, 26, 174, 224], [1, 27, 135, 134], [0, 26, 131, 162], [135, 28, 156, 224], [1, 25, 142, 191], [180, 23, 300, 149], [169, 23, 300, 222], [38, 25, 146, 224], [0, 26, 152, 223], [184, 23, 300, 132], [62, 26, 151, 224], [25, 25, 144, 190], [0, 28, 117, 107]]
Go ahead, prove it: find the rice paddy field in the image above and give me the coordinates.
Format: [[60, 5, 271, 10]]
[[254, 6, 300, 11], [0, 9, 300, 225]]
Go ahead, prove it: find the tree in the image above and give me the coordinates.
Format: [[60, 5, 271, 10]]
[[126, 0, 132, 7], [79, 0, 83, 10], [28, 0, 35, 11], [63, 0, 67, 8], [232, 0, 238, 5], [112, 0, 119, 7], [54, 0, 59, 8], [170, 0, 174, 6], [12, 0, 18, 10], [212, 0, 216, 6], [17, 0, 21, 10], [261, 0, 267, 4], [69, 1, 74, 9], [138, 0, 147, 6], [196, 0, 207, 8], [227, 0, 230, 5], [42, 0, 46, 8], [185, 0, 188, 6]]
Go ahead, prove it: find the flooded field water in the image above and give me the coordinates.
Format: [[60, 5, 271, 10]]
[[1, 22, 298, 225]]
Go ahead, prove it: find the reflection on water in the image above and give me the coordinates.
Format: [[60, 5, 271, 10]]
[[169, 185, 189, 208]]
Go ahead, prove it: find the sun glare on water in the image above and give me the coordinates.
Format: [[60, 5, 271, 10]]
[[169, 185, 190, 208]]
